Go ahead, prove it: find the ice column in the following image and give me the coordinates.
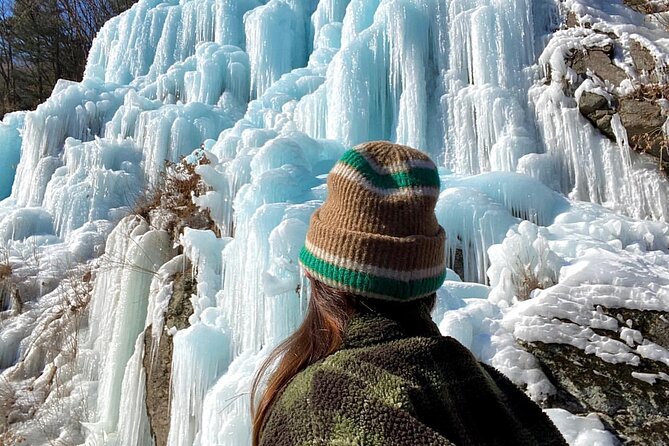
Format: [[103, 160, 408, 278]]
[[84, 216, 175, 440], [442, 0, 551, 174], [11, 82, 125, 207], [115, 334, 153, 446], [0, 112, 25, 200], [325, 0, 433, 150], [245, 0, 317, 99]]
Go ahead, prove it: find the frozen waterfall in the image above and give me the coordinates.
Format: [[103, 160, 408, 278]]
[[0, 0, 667, 445]]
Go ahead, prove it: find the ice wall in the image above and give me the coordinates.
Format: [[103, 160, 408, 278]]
[[0, 112, 25, 200], [0, 0, 668, 445]]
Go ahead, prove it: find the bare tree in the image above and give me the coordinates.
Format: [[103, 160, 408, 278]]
[[0, 0, 136, 117]]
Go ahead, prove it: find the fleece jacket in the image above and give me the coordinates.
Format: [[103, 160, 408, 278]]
[[260, 312, 568, 446]]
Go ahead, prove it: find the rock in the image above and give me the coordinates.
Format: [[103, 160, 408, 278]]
[[570, 48, 628, 86], [579, 92, 668, 172], [143, 267, 195, 446], [630, 40, 656, 73], [578, 92, 616, 140], [602, 307, 669, 350], [579, 91, 610, 116], [566, 11, 580, 28], [520, 308, 669, 445], [594, 113, 616, 140], [451, 248, 465, 281], [624, 0, 652, 13], [143, 330, 172, 446], [617, 99, 668, 173], [564, 20, 667, 174], [618, 98, 666, 136], [624, 0, 669, 14]]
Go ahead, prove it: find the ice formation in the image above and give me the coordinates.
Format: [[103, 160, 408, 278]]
[[0, 112, 24, 200], [0, 0, 668, 445]]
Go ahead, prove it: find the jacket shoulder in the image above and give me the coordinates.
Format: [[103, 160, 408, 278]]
[[261, 346, 456, 446]]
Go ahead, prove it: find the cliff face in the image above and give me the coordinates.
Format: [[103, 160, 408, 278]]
[[564, 1, 669, 173], [538, 12, 669, 440], [528, 10, 669, 443]]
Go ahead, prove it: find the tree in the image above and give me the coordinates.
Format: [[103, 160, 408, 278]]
[[0, 0, 136, 117]]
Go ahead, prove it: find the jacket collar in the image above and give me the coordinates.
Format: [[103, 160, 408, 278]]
[[342, 312, 442, 349]]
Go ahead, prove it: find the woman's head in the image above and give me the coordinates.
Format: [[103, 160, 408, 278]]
[[299, 141, 446, 301], [251, 142, 445, 444]]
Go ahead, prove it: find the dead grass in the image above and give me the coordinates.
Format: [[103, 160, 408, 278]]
[[0, 249, 20, 316], [133, 155, 218, 239], [630, 130, 669, 172], [625, 82, 669, 101], [21, 265, 93, 365], [0, 431, 26, 445], [626, 0, 669, 29], [0, 246, 10, 282], [516, 273, 548, 301], [0, 377, 27, 445], [0, 264, 10, 282]]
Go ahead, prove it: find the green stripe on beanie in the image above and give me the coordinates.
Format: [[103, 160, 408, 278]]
[[338, 149, 440, 190], [299, 246, 446, 301]]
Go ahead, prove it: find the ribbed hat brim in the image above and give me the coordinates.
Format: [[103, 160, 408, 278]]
[[299, 208, 446, 301]]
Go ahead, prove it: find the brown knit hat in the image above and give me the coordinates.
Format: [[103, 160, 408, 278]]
[[299, 141, 446, 301]]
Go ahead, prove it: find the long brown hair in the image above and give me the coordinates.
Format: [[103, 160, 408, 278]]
[[250, 276, 436, 445]]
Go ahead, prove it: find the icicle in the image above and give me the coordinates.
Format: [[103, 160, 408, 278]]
[[84, 216, 175, 440], [115, 334, 152, 446], [167, 323, 231, 446]]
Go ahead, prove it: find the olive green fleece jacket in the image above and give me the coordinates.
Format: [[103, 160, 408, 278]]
[[260, 312, 567, 446]]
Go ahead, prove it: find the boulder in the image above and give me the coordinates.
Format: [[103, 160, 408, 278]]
[[570, 48, 628, 86], [618, 98, 665, 136], [578, 91, 616, 140], [629, 40, 656, 73], [579, 91, 610, 116], [618, 98, 668, 171], [521, 308, 669, 445]]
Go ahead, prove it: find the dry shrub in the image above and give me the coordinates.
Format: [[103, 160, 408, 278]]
[[0, 246, 10, 282], [630, 130, 669, 172], [626, 83, 669, 101], [517, 271, 549, 302], [0, 378, 26, 445], [133, 154, 217, 238], [0, 264, 10, 282], [18, 265, 93, 376], [0, 252, 19, 315], [626, 0, 669, 29], [0, 265, 94, 446], [0, 377, 15, 430], [0, 431, 26, 445]]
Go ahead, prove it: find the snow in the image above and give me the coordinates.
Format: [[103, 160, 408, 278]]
[[545, 409, 618, 446], [632, 371, 669, 384], [0, 0, 668, 444]]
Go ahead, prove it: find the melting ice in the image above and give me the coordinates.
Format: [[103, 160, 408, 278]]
[[0, 0, 668, 445]]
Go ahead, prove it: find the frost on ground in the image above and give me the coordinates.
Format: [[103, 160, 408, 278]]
[[0, 0, 668, 445]]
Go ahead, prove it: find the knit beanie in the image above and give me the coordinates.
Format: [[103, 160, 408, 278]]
[[299, 141, 446, 301]]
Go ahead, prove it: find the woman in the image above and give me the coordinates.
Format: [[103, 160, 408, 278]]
[[252, 141, 567, 446]]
